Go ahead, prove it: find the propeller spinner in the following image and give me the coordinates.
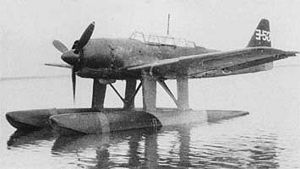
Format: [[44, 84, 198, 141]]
[[52, 22, 95, 101]]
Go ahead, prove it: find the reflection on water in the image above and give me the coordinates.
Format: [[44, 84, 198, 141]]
[[5, 123, 283, 169], [7, 129, 55, 148]]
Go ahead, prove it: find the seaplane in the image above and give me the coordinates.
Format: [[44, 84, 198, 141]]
[[6, 18, 298, 135]]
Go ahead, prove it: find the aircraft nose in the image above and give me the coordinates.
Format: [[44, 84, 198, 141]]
[[61, 50, 79, 65]]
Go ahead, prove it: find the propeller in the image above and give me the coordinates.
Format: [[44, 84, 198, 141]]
[[52, 22, 95, 101], [52, 40, 68, 53]]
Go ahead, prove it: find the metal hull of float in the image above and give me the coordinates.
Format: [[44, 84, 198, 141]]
[[6, 108, 94, 130], [50, 108, 248, 135], [49, 110, 162, 135], [6, 108, 249, 135], [147, 108, 249, 125]]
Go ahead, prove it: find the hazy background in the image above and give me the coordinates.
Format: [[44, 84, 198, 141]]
[[1, 0, 300, 78], [1, 2, 300, 168]]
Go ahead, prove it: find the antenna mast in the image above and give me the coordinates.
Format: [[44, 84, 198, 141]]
[[167, 14, 170, 35]]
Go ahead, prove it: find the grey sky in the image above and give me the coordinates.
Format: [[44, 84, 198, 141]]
[[1, 0, 300, 77]]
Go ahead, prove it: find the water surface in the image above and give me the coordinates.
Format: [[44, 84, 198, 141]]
[[1, 67, 300, 168]]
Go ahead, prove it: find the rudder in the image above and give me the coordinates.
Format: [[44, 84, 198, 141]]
[[247, 18, 271, 47]]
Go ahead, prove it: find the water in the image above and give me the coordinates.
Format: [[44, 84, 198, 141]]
[[1, 66, 300, 168]]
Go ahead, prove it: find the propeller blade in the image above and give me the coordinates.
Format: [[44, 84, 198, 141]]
[[53, 40, 68, 53], [45, 63, 71, 69], [76, 22, 95, 50], [72, 68, 76, 102]]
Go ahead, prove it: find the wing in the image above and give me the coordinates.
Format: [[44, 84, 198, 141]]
[[126, 47, 298, 78]]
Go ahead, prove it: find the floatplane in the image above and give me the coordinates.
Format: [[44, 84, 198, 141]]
[[6, 18, 298, 135]]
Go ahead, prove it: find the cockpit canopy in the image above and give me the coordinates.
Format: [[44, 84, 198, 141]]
[[129, 31, 197, 48]]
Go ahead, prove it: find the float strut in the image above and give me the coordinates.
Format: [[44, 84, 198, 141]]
[[157, 79, 179, 107], [124, 79, 140, 110], [109, 83, 125, 102], [177, 76, 189, 110], [142, 71, 157, 112], [92, 79, 107, 110], [109, 80, 142, 110]]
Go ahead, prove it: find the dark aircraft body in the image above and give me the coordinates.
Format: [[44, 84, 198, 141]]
[[76, 38, 212, 79], [59, 36, 216, 79], [50, 19, 297, 82]]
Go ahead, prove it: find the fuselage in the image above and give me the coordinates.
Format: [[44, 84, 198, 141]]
[[78, 38, 213, 79], [83, 38, 211, 68], [77, 38, 279, 80]]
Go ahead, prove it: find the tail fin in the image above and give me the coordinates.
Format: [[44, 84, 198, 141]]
[[247, 18, 271, 47]]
